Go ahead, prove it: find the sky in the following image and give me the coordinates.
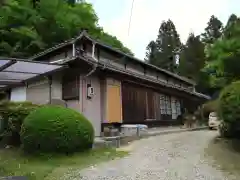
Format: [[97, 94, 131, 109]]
[[87, 0, 240, 60]]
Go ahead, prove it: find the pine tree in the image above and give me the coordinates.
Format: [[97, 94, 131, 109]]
[[179, 33, 211, 94], [201, 15, 223, 44], [145, 41, 157, 63], [223, 14, 239, 39], [178, 33, 205, 81], [145, 19, 181, 72]]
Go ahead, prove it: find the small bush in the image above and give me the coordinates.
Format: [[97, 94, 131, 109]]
[[21, 105, 94, 153], [0, 101, 40, 146], [218, 121, 240, 138], [219, 121, 232, 138], [218, 81, 240, 138]]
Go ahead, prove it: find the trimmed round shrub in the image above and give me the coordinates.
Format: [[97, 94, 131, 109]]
[[218, 81, 240, 138], [20, 105, 94, 153]]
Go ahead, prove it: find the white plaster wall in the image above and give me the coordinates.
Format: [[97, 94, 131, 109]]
[[10, 86, 26, 102], [51, 73, 62, 99], [80, 75, 101, 136]]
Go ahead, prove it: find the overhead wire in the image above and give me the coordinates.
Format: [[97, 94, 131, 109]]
[[127, 0, 135, 37]]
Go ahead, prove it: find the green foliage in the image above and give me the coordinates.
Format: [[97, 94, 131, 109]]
[[177, 15, 223, 95], [0, 0, 132, 57], [218, 121, 233, 138], [218, 81, 240, 138], [21, 105, 94, 153], [145, 41, 157, 62], [223, 14, 238, 39], [202, 100, 219, 118], [0, 101, 40, 146], [145, 19, 182, 72], [178, 33, 205, 80], [205, 21, 240, 88], [201, 15, 223, 44], [218, 81, 240, 123]]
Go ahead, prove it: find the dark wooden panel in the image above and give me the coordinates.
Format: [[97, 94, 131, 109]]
[[122, 82, 175, 124], [154, 92, 161, 120], [122, 82, 146, 123], [136, 87, 146, 121], [146, 90, 155, 120]]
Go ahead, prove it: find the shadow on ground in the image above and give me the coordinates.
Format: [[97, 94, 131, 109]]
[[205, 135, 240, 178]]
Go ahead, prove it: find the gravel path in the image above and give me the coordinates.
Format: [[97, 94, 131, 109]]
[[64, 130, 230, 180]]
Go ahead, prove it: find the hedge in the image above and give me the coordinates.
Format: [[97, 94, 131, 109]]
[[218, 81, 240, 138]]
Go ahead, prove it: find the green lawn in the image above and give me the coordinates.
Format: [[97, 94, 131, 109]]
[[0, 148, 128, 180], [205, 137, 240, 178]]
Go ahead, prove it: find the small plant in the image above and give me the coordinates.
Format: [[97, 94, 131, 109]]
[[21, 105, 94, 153]]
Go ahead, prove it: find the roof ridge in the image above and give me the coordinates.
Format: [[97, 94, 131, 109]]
[[29, 31, 86, 60], [29, 30, 196, 85]]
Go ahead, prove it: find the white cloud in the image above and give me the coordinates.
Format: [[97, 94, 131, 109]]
[[90, 0, 230, 59]]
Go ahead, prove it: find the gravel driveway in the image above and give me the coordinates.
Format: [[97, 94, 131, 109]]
[[64, 130, 230, 180]]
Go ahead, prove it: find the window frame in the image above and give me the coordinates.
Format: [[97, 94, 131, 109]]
[[62, 74, 80, 100]]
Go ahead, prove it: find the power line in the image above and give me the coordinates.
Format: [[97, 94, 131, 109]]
[[127, 0, 135, 37]]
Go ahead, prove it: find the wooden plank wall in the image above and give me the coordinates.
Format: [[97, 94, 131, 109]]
[[146, 89, 155, 120], [122, 82, 146, 123], [122, 81, 176, 124], [154, 92, 161, 120]]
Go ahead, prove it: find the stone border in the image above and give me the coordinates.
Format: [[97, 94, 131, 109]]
[[93, 126, 209, 149]]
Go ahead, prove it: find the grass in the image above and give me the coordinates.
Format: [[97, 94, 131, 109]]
[[0, 148, 128, 180], [205, 136, 240, 177]]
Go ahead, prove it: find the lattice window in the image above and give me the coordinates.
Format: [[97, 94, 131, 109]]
[[166, 96, 171, 115]]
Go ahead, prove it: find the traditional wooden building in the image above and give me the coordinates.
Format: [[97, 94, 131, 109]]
[[1, 31, 210, 136]]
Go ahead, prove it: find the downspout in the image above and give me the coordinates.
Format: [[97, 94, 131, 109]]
[[81, 42, 98, 112], [72, 42, 76, 57]]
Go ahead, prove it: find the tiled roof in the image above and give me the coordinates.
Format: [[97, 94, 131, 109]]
[[30, 30, 196, 85]]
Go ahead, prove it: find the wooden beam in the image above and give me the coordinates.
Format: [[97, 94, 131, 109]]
[[0, 80, 23, 85]]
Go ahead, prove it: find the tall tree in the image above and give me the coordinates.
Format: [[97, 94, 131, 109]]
[[201, 15, 223, 44], [178, 33, 213, 94], [223, 14, 239, 39], [178, 33, 205, 80], [145, 19, 181, 72], [204, 15, 240, 89], [145, 41, 157, 63], [0, 0, 132, 58]]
